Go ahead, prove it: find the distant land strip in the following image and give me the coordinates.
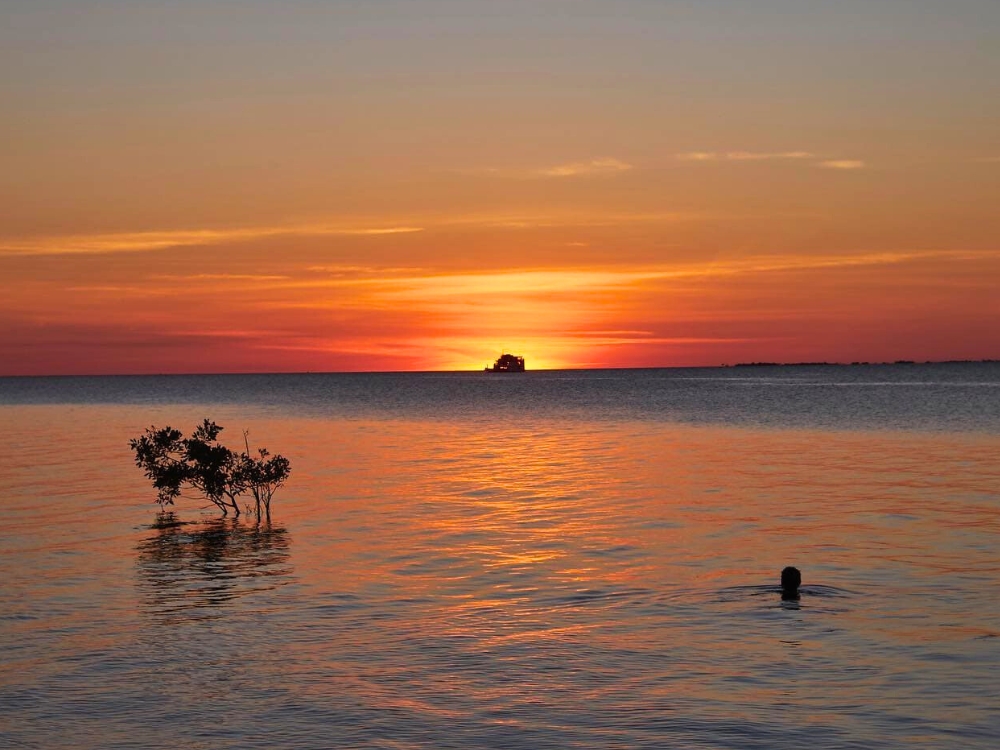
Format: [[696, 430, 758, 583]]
[[728, 360, 1000, 367]]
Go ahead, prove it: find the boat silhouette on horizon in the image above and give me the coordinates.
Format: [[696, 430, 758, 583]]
[[485, 353, 525, 372]]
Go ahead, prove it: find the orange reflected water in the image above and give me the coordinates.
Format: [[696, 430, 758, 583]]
[[1, 403, 999, 748]]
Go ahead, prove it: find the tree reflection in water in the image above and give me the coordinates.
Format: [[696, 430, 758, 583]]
[[135, 512, 292, 623]]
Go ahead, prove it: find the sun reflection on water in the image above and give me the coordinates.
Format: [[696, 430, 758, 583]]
[[2, 400, 999, 749]]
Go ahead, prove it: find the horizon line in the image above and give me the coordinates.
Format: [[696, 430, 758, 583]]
[[2, 359, 998, 379]]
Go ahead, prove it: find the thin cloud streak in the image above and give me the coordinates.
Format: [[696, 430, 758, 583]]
[[0, 224, 425, 257], [436, 210, 730, 229], [818, 160, 866, 170], [260, 249, 1000, 302], [676, 151, 814, 161], [152, 273, 292, 282], [58, 248, 999, 303], [677, 151, 865, 170], [535, 157, 633, 177], [0, 209, 742, 257], [466, 157, 634, 179]]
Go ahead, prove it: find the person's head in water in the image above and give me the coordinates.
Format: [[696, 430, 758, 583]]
[[781, 566, 801, 599]]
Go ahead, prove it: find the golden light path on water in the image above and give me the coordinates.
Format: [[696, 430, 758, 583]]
[[1, 397, 999, 748]]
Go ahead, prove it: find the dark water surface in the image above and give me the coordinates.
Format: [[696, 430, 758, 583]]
[[5, 362, 1000, 432], [2, 365, 999, 748]]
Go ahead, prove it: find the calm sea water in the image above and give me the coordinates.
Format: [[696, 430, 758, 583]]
[[2, 364, 999, 749]]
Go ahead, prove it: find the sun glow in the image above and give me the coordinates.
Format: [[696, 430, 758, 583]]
[[4, 245, 999, 375]]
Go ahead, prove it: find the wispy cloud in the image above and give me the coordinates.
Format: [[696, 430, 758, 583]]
[[152, 273, 291, 282], [364, 269, 658, 300], [0, 223, 424, 257], [567, 332, 767, 346], [1, 208, 740, 257], [436, 210, 719, 229], [534, 157, 633, 177], [676, 151, 814, 162], [273, 249, 998, 301], [677, 151, 866, 170], [817, 160, 866, 170], [56, 248, 999, 306], [304, 265, 426, 276], [167, 328, 276, 340], [64, 285, 175, 295]]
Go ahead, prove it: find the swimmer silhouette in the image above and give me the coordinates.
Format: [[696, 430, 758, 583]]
[[781, 566, 801, 600]]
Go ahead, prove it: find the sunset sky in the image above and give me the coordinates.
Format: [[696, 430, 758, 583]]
[[2, 0, 998, 374]]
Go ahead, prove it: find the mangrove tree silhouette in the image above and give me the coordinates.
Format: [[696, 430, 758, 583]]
[[130, 419, 290, 518]]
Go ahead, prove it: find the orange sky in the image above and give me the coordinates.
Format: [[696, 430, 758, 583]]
[[2, 1, 999, 374]]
